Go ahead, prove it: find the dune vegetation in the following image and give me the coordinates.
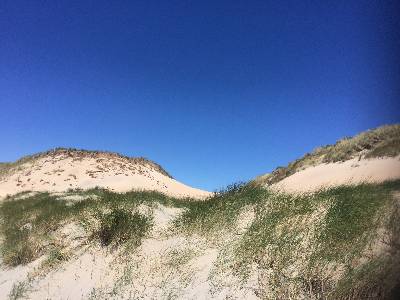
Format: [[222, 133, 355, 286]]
[[257, 124, 400, 185], [1, 180, 399, 299], [1, 124, 399, 299]]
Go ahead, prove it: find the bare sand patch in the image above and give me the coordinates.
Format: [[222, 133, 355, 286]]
[[0, 151, 211, 200], [272, 156, 400, 193]]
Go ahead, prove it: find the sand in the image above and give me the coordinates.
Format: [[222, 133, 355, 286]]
[[1, 151, 400, 299], [0, 202, 258, 299], [272, 156, 400, 193], [0, 152, 211, 200]]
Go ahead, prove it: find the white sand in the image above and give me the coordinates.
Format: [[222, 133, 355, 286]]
[[0, 200, 258, 299], [272, 156, 400, 193], [0, 152, 211, 199], [2, 152, 399, 299]]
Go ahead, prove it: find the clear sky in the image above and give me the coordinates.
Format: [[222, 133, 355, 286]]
[[1, 1, 399, 191]]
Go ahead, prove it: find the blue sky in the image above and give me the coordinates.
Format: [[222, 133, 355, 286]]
[[1, 1, 399, 191]]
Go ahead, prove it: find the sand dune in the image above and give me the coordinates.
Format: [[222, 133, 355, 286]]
[[1, 138, 400, 299], [272, 156, 400, 193], [0, 149, 211, 199]]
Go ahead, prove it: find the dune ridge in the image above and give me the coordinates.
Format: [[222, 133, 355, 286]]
[[1, 125, 400, 299], [272, 155, 400, 193], [0, 148, 211, 199]]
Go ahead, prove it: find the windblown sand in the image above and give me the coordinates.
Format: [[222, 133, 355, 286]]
[[272, 156, 400, 193], [0, 152, 211, 199], [1, 152, 400, 298]]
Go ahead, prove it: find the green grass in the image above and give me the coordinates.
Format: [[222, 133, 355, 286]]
[[94, 208, 152, 247], [1, 181, 399, 299], [42, 247, 70, 269], [0, 189, 167, 266], [173, 182, 267, 235], [172, 180, 400, 298], [315, 182, 398, 263], [235, 181, 400, 298], [166, 248, 197, 269], [232, 190, 319, 278], [332, 255, 400, 300], [255, 182, 393, 253], [0, 192, 78, 266]]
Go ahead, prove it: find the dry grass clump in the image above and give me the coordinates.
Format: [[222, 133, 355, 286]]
[[8, 281, 28, 300], [322, 124, 400, 162]]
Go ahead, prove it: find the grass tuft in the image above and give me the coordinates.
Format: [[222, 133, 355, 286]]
[[173, 182, 267, 235], [94, 208, 152, 247], [8, 281, 28, 300]]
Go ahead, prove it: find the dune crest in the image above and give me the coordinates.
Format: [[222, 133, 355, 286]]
[[1, 125, 400, 299], [272, 156, 400, 193], [254, 124, 400, 192], [0, 148, 211, 199]]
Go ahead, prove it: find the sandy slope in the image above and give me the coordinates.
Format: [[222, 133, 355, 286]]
[[1, 151, 399, 298], [272, 156, 400, 193], [0, 202, 258, 299], [0, 150, 211, 199]]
